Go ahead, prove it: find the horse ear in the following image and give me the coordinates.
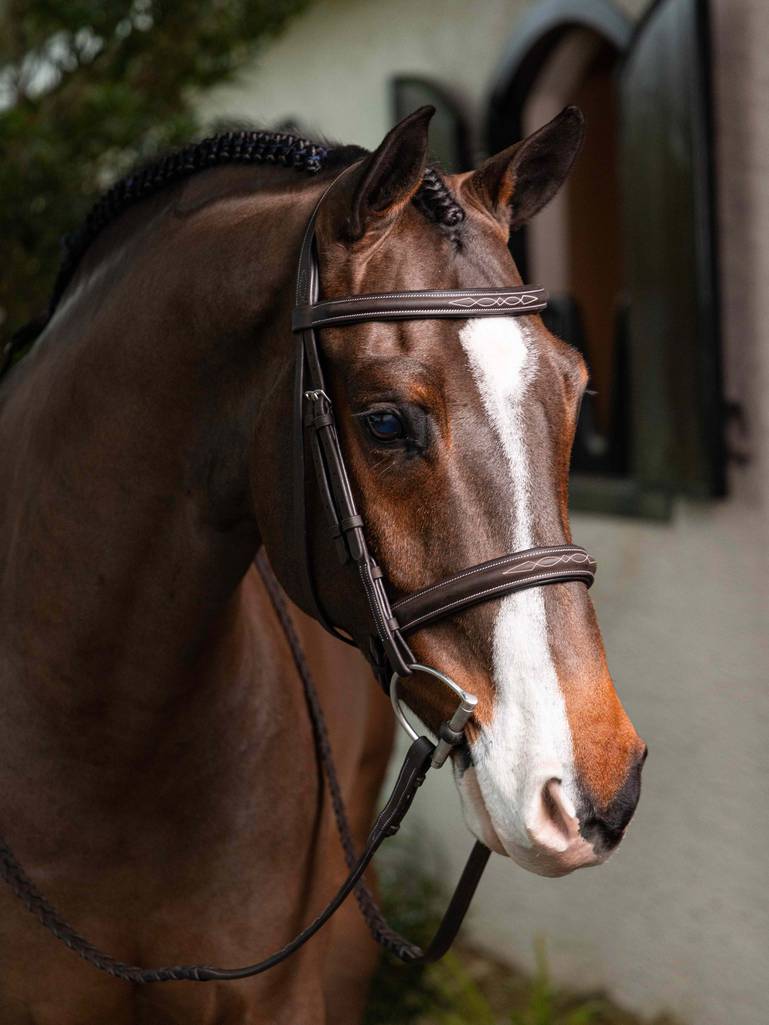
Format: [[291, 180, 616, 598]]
[[346, 106, 434, 240], [470, 106, 585, 231]]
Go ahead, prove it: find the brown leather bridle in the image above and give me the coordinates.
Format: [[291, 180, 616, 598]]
[[0, 166, 597, 984], [291, 167, 595, 737]]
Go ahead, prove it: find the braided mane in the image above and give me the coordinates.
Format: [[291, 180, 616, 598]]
[[413, 166, 465, 229], [51, 129, 465, 321], [2, 127, 465, 375], [48, 130, 352, 318]]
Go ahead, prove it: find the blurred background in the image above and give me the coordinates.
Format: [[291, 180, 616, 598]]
[[2, 1, 767, 1023]]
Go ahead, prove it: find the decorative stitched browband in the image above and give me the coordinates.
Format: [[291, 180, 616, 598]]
[[292, 286, 548, 330]]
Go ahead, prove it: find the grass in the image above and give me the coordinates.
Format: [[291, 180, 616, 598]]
[[364, 843, 683, 1025], [362, 853, 497, 1025], [507, 938, 618, 1025]]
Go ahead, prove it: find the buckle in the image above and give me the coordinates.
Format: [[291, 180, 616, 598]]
[[389, 664, 478, 769], [303, 389, 334, 429], [304, 388, 329, 405]]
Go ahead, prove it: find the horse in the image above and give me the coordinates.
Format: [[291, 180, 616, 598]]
[[0, 105, 646, 1024]]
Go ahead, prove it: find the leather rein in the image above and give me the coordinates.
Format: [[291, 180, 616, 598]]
[[0, 165, 596, 983]]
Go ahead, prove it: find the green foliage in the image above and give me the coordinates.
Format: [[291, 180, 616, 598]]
[[0, 0, 310, 344], [509, 939, 602, 1025], [364, 842, 497, 1025]]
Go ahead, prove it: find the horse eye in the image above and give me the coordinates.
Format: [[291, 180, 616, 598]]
[[365, 411, 405, 443]]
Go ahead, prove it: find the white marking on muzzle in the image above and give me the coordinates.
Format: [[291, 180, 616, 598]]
[[458, 317, 577, 857]]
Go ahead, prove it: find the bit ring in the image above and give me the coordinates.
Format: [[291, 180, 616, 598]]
[[389, 664, 478, 768]]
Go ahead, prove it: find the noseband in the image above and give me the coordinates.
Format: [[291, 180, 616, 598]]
[[0, 165, 597, 985]]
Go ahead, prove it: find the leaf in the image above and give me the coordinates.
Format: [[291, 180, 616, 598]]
[[0, 0, 311, 345]]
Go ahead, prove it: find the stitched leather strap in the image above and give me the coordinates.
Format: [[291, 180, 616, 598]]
[[393, 545, 596, 634], [290, 172, 354, 637], [292, 168, 415, 676], [293, 286, 548, 330]]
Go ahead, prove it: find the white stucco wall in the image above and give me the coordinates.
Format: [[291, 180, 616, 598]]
[[203, 2, 769, 1023], [202, 0, 648, 147]]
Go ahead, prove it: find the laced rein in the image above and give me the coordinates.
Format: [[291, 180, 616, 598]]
[[0, 147, 596, 985], [0, 551, 480, 982], [0, 150, 488, 984]]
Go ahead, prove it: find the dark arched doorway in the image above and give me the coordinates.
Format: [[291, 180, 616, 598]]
[[485, 0, 724, 512], [487, 1, 632, 478]]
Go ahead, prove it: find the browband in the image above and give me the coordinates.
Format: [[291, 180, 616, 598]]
[[292, 286, 548, 331]]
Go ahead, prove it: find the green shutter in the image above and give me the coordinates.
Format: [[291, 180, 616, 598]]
[[619, 0, 725, 498]]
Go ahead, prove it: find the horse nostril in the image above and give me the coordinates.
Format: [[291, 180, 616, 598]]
[[543, 779, 575, 835], [529, 778, 581, 851]]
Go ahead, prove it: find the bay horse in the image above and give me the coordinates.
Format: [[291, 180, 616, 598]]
[[0, 106, 645, 1024]]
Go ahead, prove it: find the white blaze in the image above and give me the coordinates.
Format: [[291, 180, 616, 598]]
[[457, 317, 577, 857]]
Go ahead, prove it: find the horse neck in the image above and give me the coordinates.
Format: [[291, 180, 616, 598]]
[[0, 171, 313, 801]]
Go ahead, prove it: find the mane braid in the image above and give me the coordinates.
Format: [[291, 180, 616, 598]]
[[47, 129, 344, 316], [413, 166, 465, 230], [2, 133, 466, 379]]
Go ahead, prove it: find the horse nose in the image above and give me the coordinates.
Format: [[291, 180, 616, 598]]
[[526, 777, 582, 852], [580, 745, 647, 852]]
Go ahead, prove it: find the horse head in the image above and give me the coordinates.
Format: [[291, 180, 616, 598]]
[[267, 107, 646, 877]]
